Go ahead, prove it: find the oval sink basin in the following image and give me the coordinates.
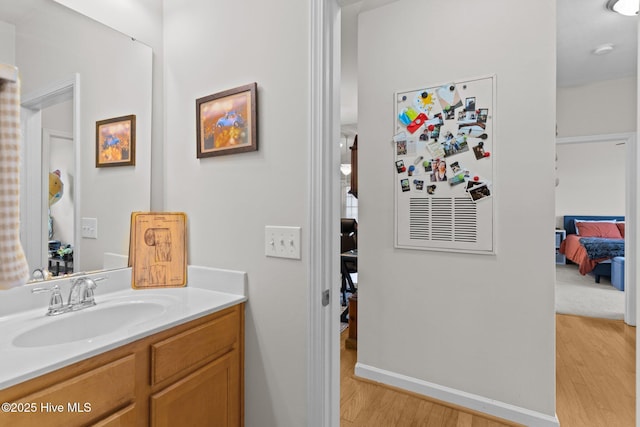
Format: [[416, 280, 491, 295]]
[[13, 301, 168, 348]]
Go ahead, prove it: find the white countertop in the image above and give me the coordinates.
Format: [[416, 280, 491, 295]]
[[0, 265, 247, 390]]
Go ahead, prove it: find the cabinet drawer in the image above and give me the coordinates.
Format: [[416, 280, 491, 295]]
[[92, 403, 137, 426], [0, 355, 135, 427], [152, 308, 239, 385]]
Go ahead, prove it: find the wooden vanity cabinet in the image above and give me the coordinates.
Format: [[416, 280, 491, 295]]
[[0, 303, 244, 427], [149, 304, 242, 427]]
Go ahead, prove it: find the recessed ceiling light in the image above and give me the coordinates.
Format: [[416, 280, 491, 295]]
[[592, 44, 615, 55], [606, 0, 639, 16]]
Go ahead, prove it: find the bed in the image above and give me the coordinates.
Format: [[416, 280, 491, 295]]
[[559, 215, 624, 283]]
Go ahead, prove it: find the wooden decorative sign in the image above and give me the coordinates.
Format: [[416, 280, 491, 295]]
[[129, 212, 187, 289]]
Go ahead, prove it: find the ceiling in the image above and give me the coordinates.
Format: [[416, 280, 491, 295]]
[[1, 0, 636, 125], [341, 0, 639, 126], [557, 0, 637, 87]]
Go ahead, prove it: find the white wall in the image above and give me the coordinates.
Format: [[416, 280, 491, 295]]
[[341, 2, 359, 125], [0, 20, 14, 65], [556, 140, 626, 223], [555, 77, 635, 226], [557, 76, 637, 138], [357, 0, 556, 420], [52, 0, 166, 211], [163, 0, 309, 426], [41, 99, 73, 132], [14, 0, 152, 271]]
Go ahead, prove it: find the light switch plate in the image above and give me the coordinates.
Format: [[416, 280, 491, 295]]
[[81, 217, 98, 239], [265, 226, 301, 259]]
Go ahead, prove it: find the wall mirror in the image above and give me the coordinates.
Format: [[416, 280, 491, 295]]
[[0, 0, 152, 280]]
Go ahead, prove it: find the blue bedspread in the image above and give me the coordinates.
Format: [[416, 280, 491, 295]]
[[579, 237, 624, 260]]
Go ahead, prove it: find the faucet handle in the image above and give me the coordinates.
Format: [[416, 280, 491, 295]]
[[85, 276, 105, 293], [91, 277, 106, 286], [32, 285, 64, 314], [50, 286, 64, 310], [82, 277, 103, 304]]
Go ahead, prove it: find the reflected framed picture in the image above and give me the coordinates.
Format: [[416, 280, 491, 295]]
[[95, 114, 136, 167], [196, 82, 258, 158]]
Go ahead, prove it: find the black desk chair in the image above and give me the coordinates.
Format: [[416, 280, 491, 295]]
[[340, 218, 358, 306]]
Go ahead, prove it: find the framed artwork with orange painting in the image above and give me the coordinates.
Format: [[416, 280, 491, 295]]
[[196, 82, 258, 158], [95, 114, 136, 167]]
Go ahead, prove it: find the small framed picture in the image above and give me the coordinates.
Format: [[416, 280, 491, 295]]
[[95, 115, 136, 167], [196, 82, 258, 158]]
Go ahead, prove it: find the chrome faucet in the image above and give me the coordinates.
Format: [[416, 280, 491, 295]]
[[67, 277, 100, 309], [32, 276, 105, 316]]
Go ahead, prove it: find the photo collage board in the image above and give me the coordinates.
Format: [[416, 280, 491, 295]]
[[394, 75, 495, 253]]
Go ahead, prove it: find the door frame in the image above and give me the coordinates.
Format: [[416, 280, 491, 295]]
[[556, 132, 637, 326], [21, 74, 81, 272], [308, 0, 341, 426]]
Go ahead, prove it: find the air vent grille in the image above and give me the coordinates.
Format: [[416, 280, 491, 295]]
[[409, 197, 477, 243], [454, 197, 477, 242], [409, 198, 429, 240], [431, 198, 453, 241]]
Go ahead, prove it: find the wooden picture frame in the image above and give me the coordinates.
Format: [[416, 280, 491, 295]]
[[95, 114, 136, 167], [196, 82, 258, 158]]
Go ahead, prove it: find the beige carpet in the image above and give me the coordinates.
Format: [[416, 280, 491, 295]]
[[555, 264, 625, 320]]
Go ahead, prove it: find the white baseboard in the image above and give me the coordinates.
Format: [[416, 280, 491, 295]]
[[354, 363, 560, 427]]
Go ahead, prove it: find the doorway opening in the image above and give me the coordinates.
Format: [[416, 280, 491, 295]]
[[309, 2, 637, 425], [554, 135, 631, 320], [20, 75, 80, 276]]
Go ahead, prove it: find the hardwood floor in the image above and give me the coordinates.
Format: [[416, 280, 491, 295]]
[[340, 314, 636, 426], [556, 314, 635, 427], [340, 330, 519, 426]]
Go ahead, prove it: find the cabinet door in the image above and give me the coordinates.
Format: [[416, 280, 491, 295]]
[[151, 351, 240, 427]]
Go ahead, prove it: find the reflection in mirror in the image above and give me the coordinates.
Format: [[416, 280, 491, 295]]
[[44, 104, 74, 277], [0, 0, 152, 281]]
